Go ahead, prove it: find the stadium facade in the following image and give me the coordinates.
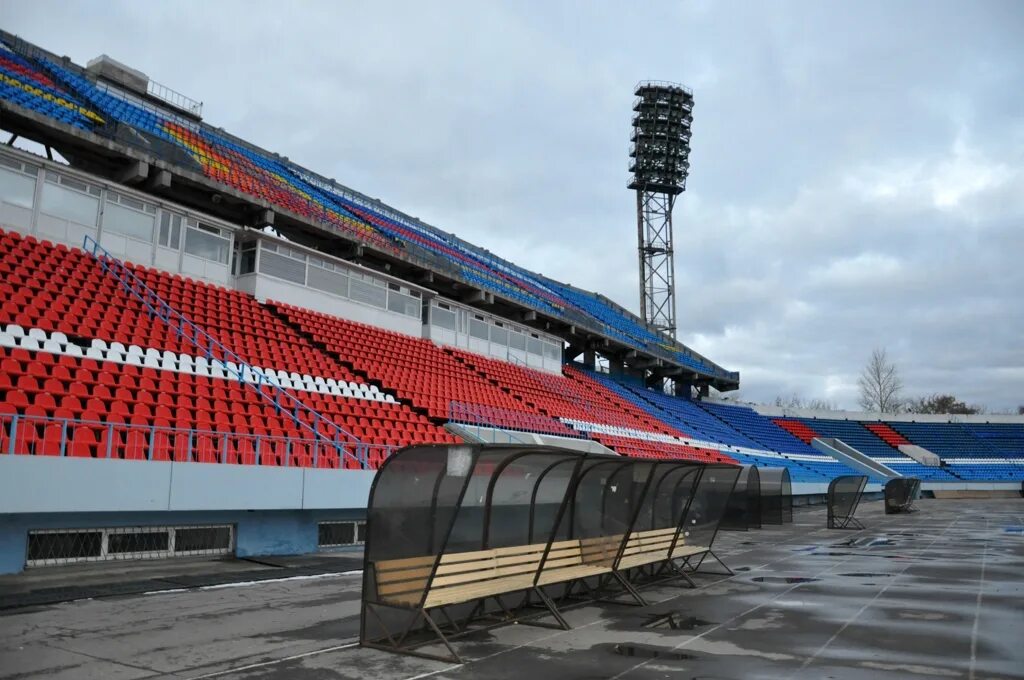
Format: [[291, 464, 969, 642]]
[[0, 33, 1020, 574]]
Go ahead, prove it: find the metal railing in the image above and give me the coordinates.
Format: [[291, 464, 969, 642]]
[[82, 235, 370, 468], [146, 79, 203, 117], [0, 412, 394, 467]]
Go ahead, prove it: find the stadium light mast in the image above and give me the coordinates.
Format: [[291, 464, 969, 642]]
[[629, 81, 693, 339]]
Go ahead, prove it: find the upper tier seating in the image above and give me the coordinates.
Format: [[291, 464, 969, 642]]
[[0, 46, 103, 130], [0, 35, 730, 376]]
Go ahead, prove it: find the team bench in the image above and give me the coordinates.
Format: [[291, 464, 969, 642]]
[[358, 445, 739, 663]]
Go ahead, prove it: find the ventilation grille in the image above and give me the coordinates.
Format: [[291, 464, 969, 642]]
[[26, 525, 234, 567], [318, 521, 366, 548]]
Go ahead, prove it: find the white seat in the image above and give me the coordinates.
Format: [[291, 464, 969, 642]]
[[161, 356, 178, 371], [50, 332, 69, 345], [104, 349, 126, 363], [109, 342, 127, 354], [0, 332, 16, 348], [193, 363, 212, 378], [325, 378, 338, 388], [86, 347, 106, 361], [328, 385, 342, 396], [145, 348, 162, 361], [65, 344, 83, 357], [367, 384, 381, 394], [126, 345, 144, 357], [5, 324, 25, 338], [125, 353, 143, 366], [91, 338, 108, 350], [28, 328, 47, 341], [42, 340, 63, 353], [289, 372, 302, 383], [162, 350, 178, 362], [144, 356, 161, 369], [314, 376, 327, 386], [341, 388, 354, 398], [383, 394, 395, 403], [18, 336, 40, 351]]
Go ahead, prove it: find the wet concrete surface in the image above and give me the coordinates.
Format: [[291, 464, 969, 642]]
[[0, 498, 1021, 679]]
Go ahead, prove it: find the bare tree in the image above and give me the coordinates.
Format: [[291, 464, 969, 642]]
[[774, 393, 839, 411], [857, 348, 903, 413]]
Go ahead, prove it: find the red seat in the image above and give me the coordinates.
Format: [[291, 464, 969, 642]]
[[39, 423, 64, 456], [195, 434, 219, 463], [123, 430, 148, 460], [69, 427, 97, 458]]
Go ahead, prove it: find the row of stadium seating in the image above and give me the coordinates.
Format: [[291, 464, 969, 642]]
[[0, 228, 734, 467], [1, 226, 1021, 479], [0, 35, 729, 376]]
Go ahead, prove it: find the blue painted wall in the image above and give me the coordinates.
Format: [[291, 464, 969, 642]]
[[0, 507, 366, 574]]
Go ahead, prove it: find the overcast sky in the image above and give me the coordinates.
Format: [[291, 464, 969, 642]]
[[5, 1, 1022, 411]]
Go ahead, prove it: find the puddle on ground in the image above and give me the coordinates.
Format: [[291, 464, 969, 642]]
[[836, 537, 895, 548], [734, 566, 751, 572], [612, 643, 695, 661], [751, 576, 820, 584], [811, 551, 851, 556], [840, 572, 894, 578], [643, 613, 715, 630]]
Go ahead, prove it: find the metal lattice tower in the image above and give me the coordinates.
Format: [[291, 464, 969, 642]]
[[629, 81, 694, 338]]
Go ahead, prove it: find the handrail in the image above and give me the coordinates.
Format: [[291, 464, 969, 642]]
[[0, 411, 395, 465], [81, 235, 367, 468]]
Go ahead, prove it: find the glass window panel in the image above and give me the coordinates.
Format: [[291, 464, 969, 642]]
[[0, 166, 36, 209], [307, 265, 349, 295], [469, 318, 489, 340], [490, 325, 508, 345], [184, 226, 230, 263], [40, 182, 99, 226], [258, 250, 306, 284], [103, 201, 155, 241], [432, 306, 457, 330], [350, 277, 387, 308]]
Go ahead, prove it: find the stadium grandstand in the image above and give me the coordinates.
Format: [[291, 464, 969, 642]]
[[0, 29, 1022, 580]]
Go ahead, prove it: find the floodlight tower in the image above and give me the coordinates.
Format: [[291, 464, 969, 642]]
[[629, 81, 694, 338]]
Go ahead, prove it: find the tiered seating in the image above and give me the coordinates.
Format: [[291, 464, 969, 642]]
[[698, 401, 822, 455], [0, 34, 735, 377], [772, 419, 819, 444], [888, 421, 1023, 481], [444, 352, 733, 462], [591, 433, 728, 463], [270, 303, 580, 437], [585, 373, 762, 449], [0, 229, 456, 465], [961, 424, 1024, 458], [863, 422, 909, 448], [0, 46, 103, 130], [799, 418, 957, 481]]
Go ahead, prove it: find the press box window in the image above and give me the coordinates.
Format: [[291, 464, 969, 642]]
[[159, 212, 183, 249]]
